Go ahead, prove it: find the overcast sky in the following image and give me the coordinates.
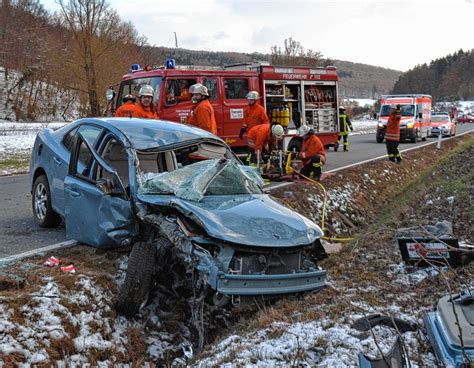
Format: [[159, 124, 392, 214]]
[[44, 0, 473, 71]]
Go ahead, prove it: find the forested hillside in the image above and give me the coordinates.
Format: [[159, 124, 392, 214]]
[[391, 49, 473, 101]]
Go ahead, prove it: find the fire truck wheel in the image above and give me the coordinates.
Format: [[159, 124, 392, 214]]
[[115, 240, 157, 317]]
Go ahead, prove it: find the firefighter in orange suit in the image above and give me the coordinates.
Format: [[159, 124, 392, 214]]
[[385, 104, 402, 162], [177, 81, 192, 102], [246, 124, 284, 166], [114, 94, 136, 117], [187, 83, 217, 135], [297, 125, 326, 180], [131, 85, 159, 119], [239, 91, 270, 139]]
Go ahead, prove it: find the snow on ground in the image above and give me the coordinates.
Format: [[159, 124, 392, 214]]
[[344, 98, 377, 107], [0, 120, 68, 160]]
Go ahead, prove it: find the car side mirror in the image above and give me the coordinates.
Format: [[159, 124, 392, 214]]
[[373, 113, 378, 119], [418, 112, 423, 119], [106, 88, 116, 102]]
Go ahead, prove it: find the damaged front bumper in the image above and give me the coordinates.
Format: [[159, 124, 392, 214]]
[[216, 269, 327, 295]]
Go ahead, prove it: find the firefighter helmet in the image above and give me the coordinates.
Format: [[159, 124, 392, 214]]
[[246, 91, 260, 100], [339, 105, 346, 110], [297, 125, 312, 137], [138, 85, 154, 97], [189, 83, 209, 96], [123, 94, 136, 103], [271, 124, 284, 138]]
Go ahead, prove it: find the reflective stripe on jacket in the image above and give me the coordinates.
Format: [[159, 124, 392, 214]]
[[385, 112, 401, 141], [243, 104, 270, 131], [188, 99, 217, 135], [298, 134, 326, 163]]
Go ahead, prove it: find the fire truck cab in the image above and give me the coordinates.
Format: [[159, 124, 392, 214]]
[[376, 94, 432, 143], [110, 61, 341, 153]]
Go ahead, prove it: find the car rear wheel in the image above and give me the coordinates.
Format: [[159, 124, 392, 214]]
[[115, 240, 157, 317], [32, 175, 61, 228]]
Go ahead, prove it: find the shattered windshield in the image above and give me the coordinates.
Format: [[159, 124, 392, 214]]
[[138, 159, 264, 201]]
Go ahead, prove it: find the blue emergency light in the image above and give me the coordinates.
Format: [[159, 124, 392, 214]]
[[130, 64, 141, 72], [166, 58, 176, 69]]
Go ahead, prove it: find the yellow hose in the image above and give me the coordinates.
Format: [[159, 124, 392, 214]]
[[298, 173, 354, 242]]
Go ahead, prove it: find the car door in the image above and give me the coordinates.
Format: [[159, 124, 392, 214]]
[[222, 77, 250, 142], [64, 131, 137, 248], [52, 124, 103, 216]]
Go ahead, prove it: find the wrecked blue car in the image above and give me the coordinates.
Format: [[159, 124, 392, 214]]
[[30, 118, 326, 316]]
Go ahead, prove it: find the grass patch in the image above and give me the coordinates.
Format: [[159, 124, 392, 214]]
[[0, 155, 30, 171]]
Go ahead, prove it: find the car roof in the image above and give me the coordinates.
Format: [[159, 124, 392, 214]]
[[72, 117, 223, 150]]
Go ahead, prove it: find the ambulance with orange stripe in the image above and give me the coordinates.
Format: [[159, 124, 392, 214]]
[[375, 94, 432, 143]]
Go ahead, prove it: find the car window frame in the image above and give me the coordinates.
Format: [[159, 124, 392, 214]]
[[70, 132, 128, 194]]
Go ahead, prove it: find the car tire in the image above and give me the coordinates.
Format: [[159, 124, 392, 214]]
[[115, 240, 157, 317], [32, 175, 61, 228]]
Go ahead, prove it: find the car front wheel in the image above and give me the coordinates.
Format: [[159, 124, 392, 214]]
[[32, 175, 61, 228], [115, 240, 157, 317]]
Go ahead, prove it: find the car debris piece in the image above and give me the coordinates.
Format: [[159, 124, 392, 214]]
[[396, 221, 463, 266], [60, 264, 76, 273], [352, 314, 418, 333], [423, 290, 474, 367], [358, 336, 410, 368], [43, 256, 61, 267]]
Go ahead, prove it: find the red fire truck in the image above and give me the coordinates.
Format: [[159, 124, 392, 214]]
[[108, 61, 341, 152]]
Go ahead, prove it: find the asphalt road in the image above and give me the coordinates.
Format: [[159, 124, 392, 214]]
[[0, 125, 472, 258]]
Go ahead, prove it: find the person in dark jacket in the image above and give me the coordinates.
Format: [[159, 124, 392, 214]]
[[338, 106, 353, 151]]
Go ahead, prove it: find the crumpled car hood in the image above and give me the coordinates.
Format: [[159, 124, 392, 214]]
[[137, 193, 323, 247]]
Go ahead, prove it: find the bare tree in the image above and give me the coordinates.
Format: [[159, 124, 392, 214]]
[[57, 0, 144, 116], [271, 37, 327, 67]]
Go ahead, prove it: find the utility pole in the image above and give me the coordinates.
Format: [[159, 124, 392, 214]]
[[174, 32, 178, 48]]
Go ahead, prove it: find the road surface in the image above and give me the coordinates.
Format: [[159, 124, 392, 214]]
[[0, 125, 472, 258]]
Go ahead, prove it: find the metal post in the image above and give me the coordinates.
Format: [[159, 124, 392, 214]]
[[436, 133, 442, 150]]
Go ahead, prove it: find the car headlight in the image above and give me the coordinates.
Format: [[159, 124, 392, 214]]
[[405, 120, 415, 128], [440, 124, 449, 129]]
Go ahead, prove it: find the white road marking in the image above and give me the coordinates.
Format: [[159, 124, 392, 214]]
[[0, 240, 78, 265]]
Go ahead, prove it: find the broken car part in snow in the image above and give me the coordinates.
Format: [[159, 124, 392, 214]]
[[352, 314, 418, 333], [423, 289, 474, 367], [353, 314, 415, 368], [396, 221, 472, 267]]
